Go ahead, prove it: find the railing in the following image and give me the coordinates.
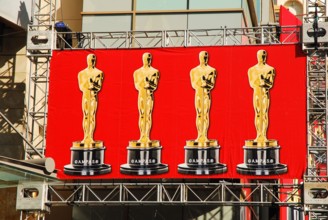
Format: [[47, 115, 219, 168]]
[[46, 181, 302, 206], [54, 26, 300, 50]]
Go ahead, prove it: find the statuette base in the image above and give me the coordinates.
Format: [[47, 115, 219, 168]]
[[72, 141, 104, 148], [237, 144, 287, 175], [245, 139, 278, 148], [186, 139, 218, 147], [120, 144, 168, 175], [129, 140, 160, 148], [64, 142, 111, 176], [178, 143, 227, 175]]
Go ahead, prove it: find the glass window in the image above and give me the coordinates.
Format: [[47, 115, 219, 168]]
[[242, 0, 253, 27], [136, 0, 187, 10], [83, 0, 132, 11], [189, 0, 241, 9], [187, 13, 243, 45], [188, 13, 242, 29], [82, 15, 132, 32], [255, 0, 261, 24], [136, 14, 187, 30]]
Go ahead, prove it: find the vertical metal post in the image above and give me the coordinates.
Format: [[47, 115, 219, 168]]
[[184, 30, 188, 47], [82, 185, 86, 202], [221, 183, 225, 202], [325, 53, 328, 176], [162, 30, 165, 47], [125, 31, 129, 48], [157, 184, 162, 202], [260, 184, 264, 203], [91, 32, 95, 48], [261, 26, 264, 44], [180, 184, 186, 202], [119, 184, 123, 202], [223, 27, 226, 45]]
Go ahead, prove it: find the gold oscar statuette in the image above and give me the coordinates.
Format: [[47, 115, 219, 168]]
[[120, 52, 168, 175], [73, 53, 104, 148], [237, 50, 287, 175], [246, 49, 277, 147], [130, 52, 160, 148], [64, 54, 111, 176], [178, 51, 226, 175], [187, 51, 217, 147]]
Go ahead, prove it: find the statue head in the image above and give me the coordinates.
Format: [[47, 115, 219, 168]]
[[87, 54, 96, 68], [199, 51, 209, 66], [257, 50, 267, 64], [142, 53, 152, 67]]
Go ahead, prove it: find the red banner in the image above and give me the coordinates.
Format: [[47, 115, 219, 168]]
[[46, 45, 306, 179], [279, 5, 302, 43]]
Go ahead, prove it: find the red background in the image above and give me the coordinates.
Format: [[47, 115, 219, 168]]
[[279, 5, 302, 43], [46, 45, 306, 179]]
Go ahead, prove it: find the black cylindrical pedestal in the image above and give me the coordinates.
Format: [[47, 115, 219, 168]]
[[64, 147, 111, 176], [237, 145, 287, 175], [178, 146, 227, 175], [120, 146, 168, 175]]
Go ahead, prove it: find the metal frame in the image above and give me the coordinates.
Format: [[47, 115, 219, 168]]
[[306, 50, 327, 179], [25, 0, 56, 159], [21, 1, 56, 218], [23, 24, 304, 218], [20, 0, 328, 219], [23, 25, 304, 220], [46, 181, 302, 206], [303, 0, 328, 220], [54, 25, 300, 50]]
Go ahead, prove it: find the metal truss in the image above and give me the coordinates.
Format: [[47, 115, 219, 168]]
[[23, 7, 305, 216], [306, 50, 327, 179], [304, 0, 328, 219], [45, 181, 302, 207], [22, 1, 328, 219], [25, 55, 50, 159], [32, 0, 56, 26], [17, 0, 55, 217], [25, 0, 56, 159], [55, 25, 300, 49], [304, 0, 328, 180]]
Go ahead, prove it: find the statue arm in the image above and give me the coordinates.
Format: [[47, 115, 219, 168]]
[[91, 71, 104, 92], [248, 69, 255, 89], [147, 71, 159, 91], [133, 71, 142, 91], [262, 68, 275, 89], [78, 71, 85, 92], [203, 69, 216, 90], [190, 70, 198, 90]]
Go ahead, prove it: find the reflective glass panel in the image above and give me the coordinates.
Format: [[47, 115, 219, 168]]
[[136, 0, 187, 10], [136, 14, 187, 30], [82, 15, 132, 32], [189, 0, 241, 9], [83, 0, 132, 11], [188, 13, 242, 29]]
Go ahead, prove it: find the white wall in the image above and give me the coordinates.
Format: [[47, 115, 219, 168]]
[[0, 0, 32, 29]]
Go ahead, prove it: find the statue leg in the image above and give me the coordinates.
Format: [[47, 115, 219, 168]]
[[261, 95, 270, 142], [138, 96, 146, 142], [82, 95, 90, 144], [254, 94, 262, 141], [195, 92, 203, 142], [88, 97, 97, 143], [144, 96, 153, 142], [202, 95, 210, 142]]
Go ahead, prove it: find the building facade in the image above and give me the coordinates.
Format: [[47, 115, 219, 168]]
[[0, 0, 310, 220]]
